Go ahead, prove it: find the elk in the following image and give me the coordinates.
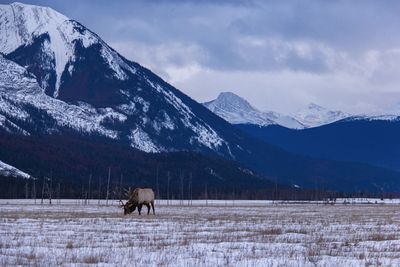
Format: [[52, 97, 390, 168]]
[[120, 188, 155, 215]]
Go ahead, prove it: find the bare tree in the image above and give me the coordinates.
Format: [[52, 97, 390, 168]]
[[205, 183, 208, 206], [88, 173, 92, 205], [167, 171, 170, 206], [25, 180, 29, 199], [41, 177, 45, 205], [232, 187, 235, 207], [156, 166, 160, 200], [106, 167, 111, 205], [32, 179, 36, 204], [187, 172, 192, 206], [119, 172, 123, 201], [180, 172, 184, 205], [98, 176, 102, 205], [190, 173, 193, 206], [81, 183, 85, 205], [49, 171, 53, 205], [57, 182, 61, 204]]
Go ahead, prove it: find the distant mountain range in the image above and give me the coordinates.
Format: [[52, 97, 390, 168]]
[[1, 3, 400, 193], [205, 91, 400, 177], [203, 92, 305, 129], [203, 92, 350, 129]]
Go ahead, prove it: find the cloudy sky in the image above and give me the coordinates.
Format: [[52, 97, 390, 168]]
[[2, 0, 400, 114]]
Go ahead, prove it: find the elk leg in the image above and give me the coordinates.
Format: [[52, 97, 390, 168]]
[[138, 204, 142, 215], [151, 200, 155, 215], [146, 203, 150, 215]]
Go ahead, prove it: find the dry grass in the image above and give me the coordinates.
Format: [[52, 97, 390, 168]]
[[0, 201, 399, 266]]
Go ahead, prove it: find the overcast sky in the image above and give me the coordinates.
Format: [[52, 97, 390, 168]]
[[2, 0, 400, 114]]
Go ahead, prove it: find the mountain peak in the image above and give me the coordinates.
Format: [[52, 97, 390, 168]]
[[294, 103, 350, 128], [9, 2, 55, 9], [0, 2, 69, 46], [204, 92, 304, 129], [7, 2, 68, 27], [213, 92, 255, 112], [0, 2, 98, 97], [307, 103, 325, 111]]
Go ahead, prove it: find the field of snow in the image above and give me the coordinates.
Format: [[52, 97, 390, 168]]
[[1, 200, 400, 266]]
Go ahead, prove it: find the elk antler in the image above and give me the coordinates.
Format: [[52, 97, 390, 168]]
[[123, 188, 131, 197]]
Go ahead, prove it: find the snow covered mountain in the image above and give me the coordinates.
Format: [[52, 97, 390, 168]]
[[0, 2, 231, 154], [0, 2, 100, 98], [0, 159, 30, 179], [203, 92, 305, 129], [293, 103, 350, 128]]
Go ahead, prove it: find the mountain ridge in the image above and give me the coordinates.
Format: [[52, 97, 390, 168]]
[[294, 103, 350, 128], [203, 92, 305, 129], [236, 117, 400, 172]]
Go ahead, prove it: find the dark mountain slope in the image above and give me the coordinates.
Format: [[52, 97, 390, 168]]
[[237, 118, 400, 172]]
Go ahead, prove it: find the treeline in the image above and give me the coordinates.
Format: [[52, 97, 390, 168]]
[[0, 132, 275, 199], [1, 174, 398, 201], [1, 132, 399, 200]]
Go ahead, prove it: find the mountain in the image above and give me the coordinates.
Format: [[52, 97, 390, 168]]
[[203, 92, 305, 129], [236, 116, 400, 172], [0, 2, 232, 154], [1, 3, 400, 193], [0, 159, 30, 179], [294, 103, 350, 128], [203, 92, 351, 129]]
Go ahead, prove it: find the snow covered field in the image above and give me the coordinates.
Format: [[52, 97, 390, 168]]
[[1, 200, 400, 266]]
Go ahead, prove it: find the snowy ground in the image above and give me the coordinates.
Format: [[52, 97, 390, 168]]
[[1, 200, 400, 266]]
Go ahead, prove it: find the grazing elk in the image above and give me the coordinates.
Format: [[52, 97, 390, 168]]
[[120, 188, 155, 215]]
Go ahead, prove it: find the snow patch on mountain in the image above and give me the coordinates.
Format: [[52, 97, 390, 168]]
[[100, 45, 136, 80], [152, 111, 175, 133], [116, 101, 136, 116], [133, 96, 150, 113], [0, 159, 30, 179], [344, 114, 400, 123], [203, 92, 305, 129], [293, 103, 350, 128], [129, 128, 160, 153]]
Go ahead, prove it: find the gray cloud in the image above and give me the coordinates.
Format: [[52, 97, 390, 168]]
[[1, 0, 400, 114]]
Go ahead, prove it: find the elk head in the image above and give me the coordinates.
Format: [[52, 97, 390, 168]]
[[119, 200, 136, 215]]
